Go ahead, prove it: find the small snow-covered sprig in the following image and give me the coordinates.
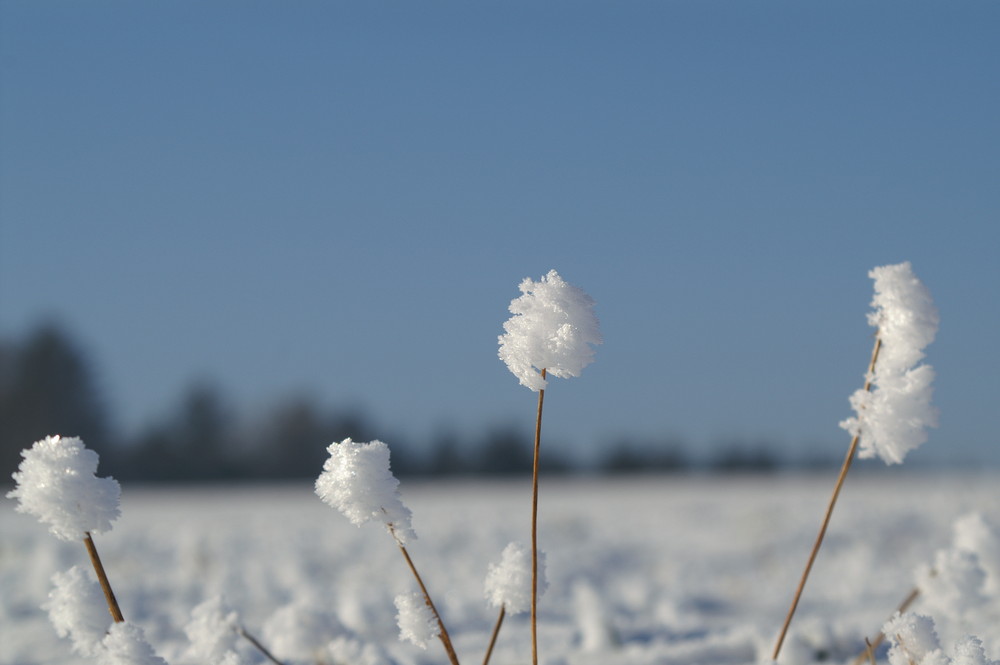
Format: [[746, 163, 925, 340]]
[[7, 435, 121, 542], [315, 438, 415, 544], [45, 566, 110, 657], [840, 261, 939, 464], [498, 269, 602, 391], [394, 592, 440, 649], [485, 541, 546, 614], [99, 622, 169, 665]]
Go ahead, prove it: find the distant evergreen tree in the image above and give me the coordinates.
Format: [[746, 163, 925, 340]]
[[0, 324, 113, 480]]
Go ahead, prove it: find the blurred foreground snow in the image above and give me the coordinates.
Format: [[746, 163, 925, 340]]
[[3, 472, 998, 665]]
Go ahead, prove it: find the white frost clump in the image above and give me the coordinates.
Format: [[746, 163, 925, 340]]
[[315, 438, 415, 544], [498, 269, 602, 391], [262, 599, 347, 663], [394, 592, 439, 649], [840, 262, 939, 464], [183, 595, 244, 665], [884, 613, 943, 665], [7, 435, 121, 541], [44, 566, 110, 657], [98, 622, 169, 665], [484, 541, 546, 614]]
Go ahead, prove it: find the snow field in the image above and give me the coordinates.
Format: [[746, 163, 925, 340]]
[[2, 471, 998, 665]]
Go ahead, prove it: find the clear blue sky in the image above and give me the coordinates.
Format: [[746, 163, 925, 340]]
[[2, 1, 998, 466]]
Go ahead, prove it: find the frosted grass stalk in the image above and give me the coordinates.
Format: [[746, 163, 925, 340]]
[[7, 435, 125, 624], [315, 438, 459, 665], [774, 262, 938, 661], [481, 542, 547, 665], [498, 269, 600, 665]]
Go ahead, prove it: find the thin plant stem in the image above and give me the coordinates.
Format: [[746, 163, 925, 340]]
[[238, 626, 287, 665], [393, 535, 461, 665], [481, 606, 506, 665], [83, 532, 124, 623], [851, 583, 924, 665], [531, 367, 547, 665], [772, 336, 882, 661], [864, 638, 877, 665]]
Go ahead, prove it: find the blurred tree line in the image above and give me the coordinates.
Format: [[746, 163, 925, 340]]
[[1, 324, 791, 483]]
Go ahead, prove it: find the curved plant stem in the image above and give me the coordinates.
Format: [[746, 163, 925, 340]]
[[772, 336, 881, 661], [394, 537, 461, 665], [531, 367, 547, 665], [481, 606, 506, 665], [83, 532, 124, 623]]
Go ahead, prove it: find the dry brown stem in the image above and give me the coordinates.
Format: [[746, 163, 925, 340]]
[[531, 368, 547, 665], [481, 606, 506, 665], [851, 583, 924, 665], [237, 626, 287, 665], [772, 336, 882, 661], [83, 532, 124, 623]]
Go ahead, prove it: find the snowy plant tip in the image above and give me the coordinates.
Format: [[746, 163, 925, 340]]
[[394, 592, 439, 649], [7, 435, 121, 542], [484, 541, 547, 614], [315, 438, 416, 544], [840, 261, 939, 465], [498, 269, 602, 391]]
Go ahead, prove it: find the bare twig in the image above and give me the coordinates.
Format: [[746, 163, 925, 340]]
[[864, 637, 876, 665], [481, 606, 506, 665], [531, 368, 547, 665], [83, 532, 124, 623], [393, 534, 461, 665], [237, 626, 287, 665], [772, 336, 882, 660]]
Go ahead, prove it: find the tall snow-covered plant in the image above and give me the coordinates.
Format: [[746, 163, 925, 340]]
[[773, 262, 939, 660], [498, 269, 601, 665], [7, 435, 125, 624], [316, 438, 460, 665]]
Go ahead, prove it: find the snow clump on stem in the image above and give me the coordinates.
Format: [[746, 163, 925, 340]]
[[315, 438, 415, 544], [45, 565, 110, 657], [7, 435, 121, 541], [498, 269, 602, 391], [484, 541, 546, 614], [840, 262, 939, 464], [394, 592, 440, 649]]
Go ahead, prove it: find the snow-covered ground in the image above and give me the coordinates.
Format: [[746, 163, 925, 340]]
[[3, 471, 999, 665]]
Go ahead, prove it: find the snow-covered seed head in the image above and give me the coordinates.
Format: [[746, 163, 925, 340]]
[[839, 262, 939, 464], [484, 541, 546, 614], [7, 435, 121, 542], [498, 269, 602, 392], [394, 592, 439, 649], [315, 438, 416, 544]]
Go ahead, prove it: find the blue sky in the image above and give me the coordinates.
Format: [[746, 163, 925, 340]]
[[2, 1, 998, 466]]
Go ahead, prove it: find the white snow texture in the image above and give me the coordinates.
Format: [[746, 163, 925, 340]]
[[840, 261, 939, 464], [498, 269, 602, 391], [45, 566, 110, 657], [393, 592, 439, 649], [315, 438, 415, 544], [261, 599, 347, 662], [484, 541, 546, 614], [7, 435, 121, 541], [183, 595, 243, 664], [98, 622, 169, 665]]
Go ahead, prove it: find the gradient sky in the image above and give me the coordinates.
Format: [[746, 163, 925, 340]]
[[2, 1, 998, 467]]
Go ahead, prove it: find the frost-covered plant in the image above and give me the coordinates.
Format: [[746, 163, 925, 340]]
[[774, 262, 938, 660], [262, 599, 346, 663], [316, 438, 459, 665], [883, 613, 1000, 665], [394, 592, 440, 649], [99, 622, 169, 665], [7, 435, 121, 542], [45, 565, 110, 657], [315, 438, 415, 544], [498, 269, 600, 665], [183, 595, 245, 665], [482, 542, 547, 665], [840, 261, 939, 464], [498, 269, 602, 392], [8, 435, 126, 624]]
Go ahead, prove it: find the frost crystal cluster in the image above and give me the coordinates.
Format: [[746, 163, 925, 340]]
[[45, 566, 110, 657], [315, 438, 415, 544], [484, 541, 546, 614], [498, 269, 602, 391], [840, 262, 939, 464], [394, 592, 439, 649], [7, 435, 121, 541], [98, 622, 169, 665], [184, 596, 244, 665]]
